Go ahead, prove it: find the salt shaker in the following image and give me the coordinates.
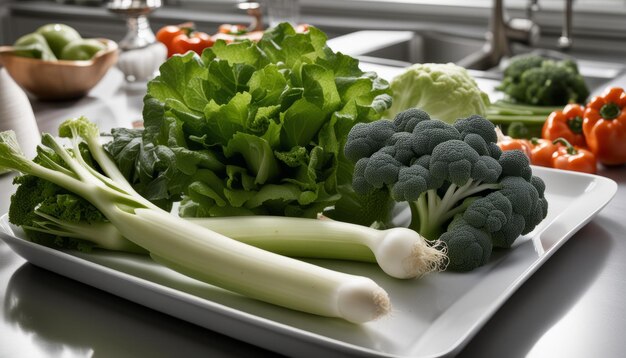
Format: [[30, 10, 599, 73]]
[[108, 0, 166, 82], [0, 66, 41, 159]]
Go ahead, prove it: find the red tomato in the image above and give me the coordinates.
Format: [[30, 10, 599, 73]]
[[170, 31, 214, 56], [156, 25, 185, 57]]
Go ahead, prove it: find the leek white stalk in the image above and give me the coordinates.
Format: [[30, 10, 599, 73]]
[[189, 216, 445, 279], [0, 120, 392, 323], [26, 210, 445, 279]]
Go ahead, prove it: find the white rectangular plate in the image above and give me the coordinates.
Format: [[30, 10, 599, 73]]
[[0, 166, 617, 357]]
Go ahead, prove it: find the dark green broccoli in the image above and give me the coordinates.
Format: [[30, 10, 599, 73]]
[[439, 216, 493, 271], [497, 54, 590, 106], [343, 108, 549, 271]]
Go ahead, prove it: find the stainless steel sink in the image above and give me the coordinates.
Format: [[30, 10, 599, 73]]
[[328, 30, 484, 69], [327, 30, 625, 94]]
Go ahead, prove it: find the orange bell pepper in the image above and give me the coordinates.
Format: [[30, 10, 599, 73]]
[[582, 87, 626, 165], [542, 104, 586, 147], [529, 138, 558, 167], [551, 138, 597, 174]]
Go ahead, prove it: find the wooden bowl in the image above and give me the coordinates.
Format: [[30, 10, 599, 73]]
[[0, 38, 118, 101]]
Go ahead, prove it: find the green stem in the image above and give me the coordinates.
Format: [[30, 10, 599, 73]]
[[413, 193, 429, 234], [600, 102, 621, 120], [553, 137, 577, 155], [567, 116, 584, 134]]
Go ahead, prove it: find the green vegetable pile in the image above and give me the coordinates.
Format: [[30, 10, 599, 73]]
[[343, 108, 548, 271], [1, 119, 395, 323], [106, 23, 392, 218], [496, 54, 589, 106], [12, 23, 107, 61], [384, 62, 491, 124]]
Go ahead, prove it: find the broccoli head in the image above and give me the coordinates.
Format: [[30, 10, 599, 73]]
[[343, 109, 549, 271], [497, 54, 590, 106]]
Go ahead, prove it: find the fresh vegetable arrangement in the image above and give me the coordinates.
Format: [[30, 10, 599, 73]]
[[0, 119, 396, 323], [0, 24, 454, 323], [108, 23, 392, 218], [343, 109, 548, 271], [12, 23, 107, 61], [1, 23, 559, 325], [385, 62, 491, 124]]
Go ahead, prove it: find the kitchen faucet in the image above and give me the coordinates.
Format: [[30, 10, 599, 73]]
[[456, 0, 539, 70], [558, 0, 574, 50], [457, 0, 574, 70]]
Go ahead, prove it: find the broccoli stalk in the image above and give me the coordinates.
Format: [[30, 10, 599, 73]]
[[343, 109, 549, 271], [409, 180, 501, 241], [1, 118, 393, 323]]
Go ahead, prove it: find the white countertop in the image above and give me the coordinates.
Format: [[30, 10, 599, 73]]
[[1, 66, 626, 358]]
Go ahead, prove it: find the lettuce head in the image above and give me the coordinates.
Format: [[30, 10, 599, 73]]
[[105, 23, 392, 218], [385, 62, 490, 124]]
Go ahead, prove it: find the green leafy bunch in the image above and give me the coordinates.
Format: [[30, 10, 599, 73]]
[[106, 23, 392, 218]]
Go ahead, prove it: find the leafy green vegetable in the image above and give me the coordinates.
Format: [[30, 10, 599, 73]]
[[384, 62, 490, 124], [496, 54, 589, 106], [342, 108, 549, 271], [107, 23, 391, 219]]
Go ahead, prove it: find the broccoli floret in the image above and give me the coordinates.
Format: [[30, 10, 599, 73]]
[[463, 133, 491, 156], [499, 150, 532, 181], [343, 120, 396, 163], [454, 114, 498, 144], [412, 119, 461, 156], [391, 164, 439, 201], [501, 54, 546, 83], [472, 156, 502, 184], [497, 54, 590, 106], [440, 217, 493, 272], [388, 132, 419, 164], [393, 107, 431, 132], [463, 192, 512, 233], [343, 109, 549, 271], [363, 150, 403, 189], [429, 140, 480, 186]]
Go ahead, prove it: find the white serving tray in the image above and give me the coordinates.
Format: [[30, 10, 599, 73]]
[[0, 166, 617, 357]]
